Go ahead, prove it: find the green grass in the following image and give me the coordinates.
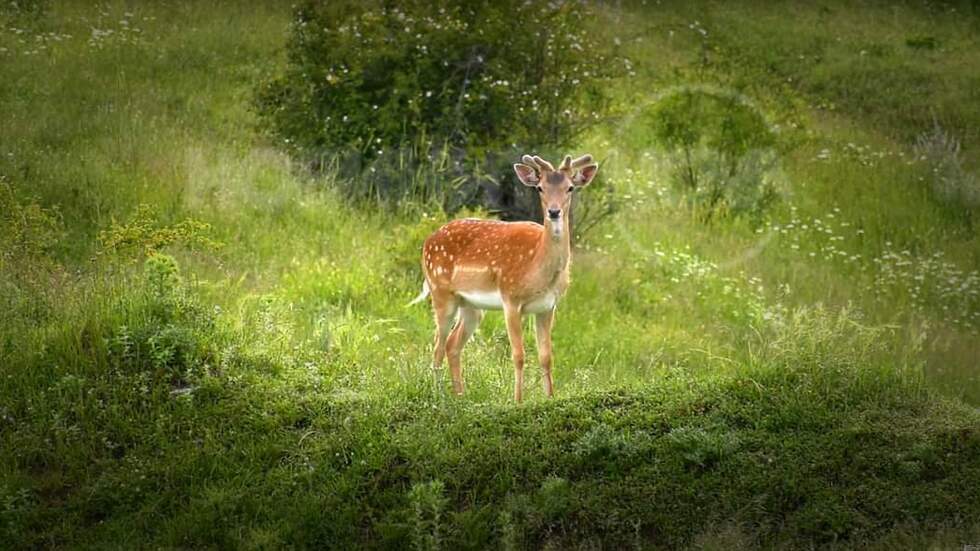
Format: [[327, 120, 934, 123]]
[[2, 1, 979, 548]]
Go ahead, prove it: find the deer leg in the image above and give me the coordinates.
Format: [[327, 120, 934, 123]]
[[535, 309, 555, 398], [503, 302, 526, 403], [446, 306, 483, 395], [431, 292, 458, 375]]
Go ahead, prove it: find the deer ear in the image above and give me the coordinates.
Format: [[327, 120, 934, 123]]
[[573, 164, 599, 187], [514, 163, 540, 187]]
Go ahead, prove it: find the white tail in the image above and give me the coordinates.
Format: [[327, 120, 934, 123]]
[[419, 153, 598, 402], [407, 280, 430, 307]]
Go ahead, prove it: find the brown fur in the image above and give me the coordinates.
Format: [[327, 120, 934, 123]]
[[420, 154, 598, 401]]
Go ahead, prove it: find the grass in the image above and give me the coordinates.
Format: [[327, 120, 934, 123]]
[[2, 1, 979, 548]]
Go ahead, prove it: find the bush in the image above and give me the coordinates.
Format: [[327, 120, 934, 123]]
[[98, 204, 220, 261], [256, 0, 621, 215], [646, 88, 779, 221]]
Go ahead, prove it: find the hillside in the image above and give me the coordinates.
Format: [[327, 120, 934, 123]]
[[1, 1, 978, 548]]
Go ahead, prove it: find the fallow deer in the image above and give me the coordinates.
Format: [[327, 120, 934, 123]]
[[411, 154, 599, 402]]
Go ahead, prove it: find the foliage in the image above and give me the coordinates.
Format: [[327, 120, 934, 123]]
[[256, 0, 620, 215], [646, 88, 779, 220], [258, 0, 614, 158], [98, 204, 221, 260], [408, 480, 448, 551]]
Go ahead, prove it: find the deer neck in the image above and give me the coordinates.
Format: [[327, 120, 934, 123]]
[[537, 215, 571, 280]]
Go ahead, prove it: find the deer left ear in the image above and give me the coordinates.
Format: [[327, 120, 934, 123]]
[[514, 163, 540, 187], [573, 164, 599, 187]]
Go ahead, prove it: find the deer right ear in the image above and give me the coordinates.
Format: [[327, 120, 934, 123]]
[[513, 163, 540, 187]]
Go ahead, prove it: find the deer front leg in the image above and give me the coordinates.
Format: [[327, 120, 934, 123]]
[[535, 309, 555, 398], [503, 302, 526, 403]]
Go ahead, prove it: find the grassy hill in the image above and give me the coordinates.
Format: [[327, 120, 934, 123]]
[[1, 1, 978, 548]]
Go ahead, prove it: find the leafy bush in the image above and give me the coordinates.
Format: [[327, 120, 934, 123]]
[[646, 88, 779, 221], [259, 0, 614, 158], [256, 0, 621, 215], [97, 204, 221, 261]]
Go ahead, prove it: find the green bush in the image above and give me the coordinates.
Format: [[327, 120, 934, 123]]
[[97, 204, 220, 261], [259, 0, 614, 157], [646, 88, 779, 221], [256, 0, 621, 212]]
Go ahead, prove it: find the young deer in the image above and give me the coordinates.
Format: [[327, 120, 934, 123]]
[[411, 154, 598, 402]]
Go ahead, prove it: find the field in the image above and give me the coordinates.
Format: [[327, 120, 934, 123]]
[[2, 1, 979, 548]]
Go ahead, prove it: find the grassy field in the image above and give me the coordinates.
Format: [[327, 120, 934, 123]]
[[1, 1, 979, 548]]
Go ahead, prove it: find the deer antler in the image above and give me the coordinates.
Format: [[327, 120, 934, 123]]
[[520, 154, 556, 174], [570, 154, 594, 169], [557, 154, 594, 174]]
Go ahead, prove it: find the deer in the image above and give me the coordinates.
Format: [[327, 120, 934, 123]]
[[410, 154, 599, 402]]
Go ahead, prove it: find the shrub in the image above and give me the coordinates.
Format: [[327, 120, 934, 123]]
[[97, 204, 221, 261], [646, 88, 779, 221], [256, 0, 621, 216]]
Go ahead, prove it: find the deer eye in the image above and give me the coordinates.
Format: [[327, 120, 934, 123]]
[[535, 185, 543, 193], [568, 185, 575, 193]]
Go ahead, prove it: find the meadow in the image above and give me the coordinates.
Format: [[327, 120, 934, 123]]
[[1, 1, 979, 548]]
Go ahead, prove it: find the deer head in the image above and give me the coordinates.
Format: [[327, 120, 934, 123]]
[[513, 154, 599, 237]]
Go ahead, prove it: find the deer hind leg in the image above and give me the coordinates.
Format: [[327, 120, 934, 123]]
[[535, 309, 555, 398], [430, 291, 458, 374], [446, 306, 483, 395], [503, 302, 526, 403]]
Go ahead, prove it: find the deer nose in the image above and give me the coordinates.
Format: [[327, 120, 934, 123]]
[[548, 208, 561, 220]]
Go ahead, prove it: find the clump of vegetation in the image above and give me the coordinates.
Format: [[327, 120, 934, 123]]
[[97, 204, 221, 261], [914, 122, 979, 218], [0, 182, 65, 326], [0, 181, 63, 269], [408, 480, 448, 551], [105, 254, 219, 390], [645, 88, 779, 221], [256, 0, 621, 214], [259, 0, 613, 158]]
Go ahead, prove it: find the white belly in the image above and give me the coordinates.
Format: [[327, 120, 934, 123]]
[[458, 289, 504, 310], [456, 289, 557, 314], [524, 291, 557, 314]]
